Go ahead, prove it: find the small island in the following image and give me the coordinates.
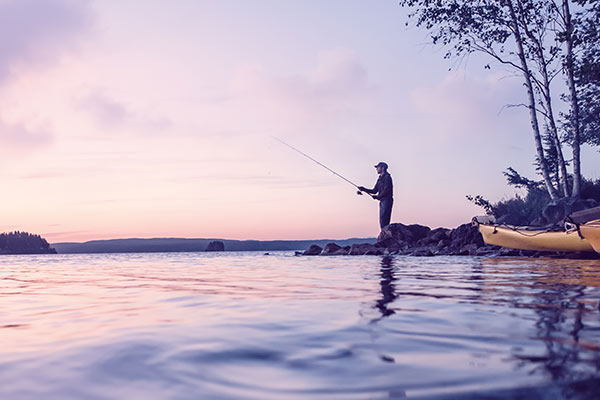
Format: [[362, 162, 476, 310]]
[[0, 232, 57, 255]]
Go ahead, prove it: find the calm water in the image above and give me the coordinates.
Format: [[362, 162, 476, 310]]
[[1, 252, 600, 399]]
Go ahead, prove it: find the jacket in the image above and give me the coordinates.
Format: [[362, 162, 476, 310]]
[[365, 172, 393, 201]]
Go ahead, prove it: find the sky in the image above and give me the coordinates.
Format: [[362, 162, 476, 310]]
[[1, 0, 599, 242]]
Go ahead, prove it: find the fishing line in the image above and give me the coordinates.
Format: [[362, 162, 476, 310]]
[[271, 136, 362, 190]]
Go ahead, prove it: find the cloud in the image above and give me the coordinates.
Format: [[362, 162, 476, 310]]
[[79, 92, 129, 127], [0, 0, 91, 84], [77, 91, 173, 134], [227, 48, 375, 137], [409, 72, 527, 141], [0, 0, 91, 156], [0, 120, 53, 155]]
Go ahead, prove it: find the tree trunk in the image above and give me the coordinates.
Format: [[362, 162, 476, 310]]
[[562, 0, 582, 198], [507, 0, 560, 200], [516, 0, 569, 197]]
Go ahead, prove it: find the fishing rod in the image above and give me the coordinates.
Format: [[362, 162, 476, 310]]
[[271, 136, 371, 197]]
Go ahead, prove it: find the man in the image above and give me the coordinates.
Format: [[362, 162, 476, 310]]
[[358, 162, 394, 230]]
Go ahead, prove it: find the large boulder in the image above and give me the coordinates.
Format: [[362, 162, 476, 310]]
[[532, 198, 599, 226], [205, 241, 225, 252], [377, 223, 431, 246], [449, 223, 484, 249], [303, 244, 323, 256], [429, 228, 450, 242]]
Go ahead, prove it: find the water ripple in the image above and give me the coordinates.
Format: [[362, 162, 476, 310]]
[[1, 252, 599, 398]]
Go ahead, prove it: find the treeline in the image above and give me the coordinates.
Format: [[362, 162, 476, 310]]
[[0, 231, 57, 255], [52, 237, 375, 254]]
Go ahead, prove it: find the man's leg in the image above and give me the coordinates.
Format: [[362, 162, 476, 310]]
[[379, 199, 393, 229]]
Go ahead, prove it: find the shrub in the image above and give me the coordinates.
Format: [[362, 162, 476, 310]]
[[468, 173, 600, 226]]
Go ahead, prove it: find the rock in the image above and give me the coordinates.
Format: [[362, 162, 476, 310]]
[[437, 239, 451, 248], [377, 223, 431, 246], [532, 198, 600, 226], [330, 248, 349, 255], [205, 241, 225, 252], [263, 252, 270, 255], [449, 223, 484, 249], [434, 245, 452, 255], [385, 240, 407, 253], [294, 251, 303, 256], [519, 249, 537, 257], [475, 247, 494, 256], [365, 247, 385, 255], [460, 243, 479, 255], [321, 243, 350, 255], [498, 247, 520, 256], [429, 227, 450, 242], [407, 224, 431, 241], [475, 245, 501, 256], [303, 244, 323, 256], [321, 243, 342, 255], [349, 243, 377, 255], [416, 237, 430, 246], [410, 248, 434, 257]]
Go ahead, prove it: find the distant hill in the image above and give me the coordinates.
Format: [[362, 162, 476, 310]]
[[52, 237, 375, 254], [0, 231, 57, 255]]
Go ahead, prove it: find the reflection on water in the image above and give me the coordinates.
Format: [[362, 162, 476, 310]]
[[375, 256, 398, 319], [0, 252, 599, 399], [480, 259, 600, 395]]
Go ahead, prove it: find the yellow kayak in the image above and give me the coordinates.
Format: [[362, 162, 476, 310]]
[[579, 219, 600, 253], [478, 224, 595, 252]]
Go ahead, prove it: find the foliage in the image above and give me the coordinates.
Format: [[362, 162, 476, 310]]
[[466, 195, 494, 215], [580, 177, 600, 200], [399, 0, 600, 199], [572, 0, 600, 147], [503, 167, 542, 190], [0, 231, 56, 254], [491, 186, 551, 225], [469, 172, 600, 225]]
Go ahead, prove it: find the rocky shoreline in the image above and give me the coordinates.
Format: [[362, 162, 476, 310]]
[[300, 222, 599, 259]]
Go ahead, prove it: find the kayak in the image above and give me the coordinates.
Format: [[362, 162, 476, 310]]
[[477, 223, 595, 252], [579, 219, 600, 253]]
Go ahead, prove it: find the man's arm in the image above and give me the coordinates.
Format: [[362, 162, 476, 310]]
[[358, 181, 379, 194]]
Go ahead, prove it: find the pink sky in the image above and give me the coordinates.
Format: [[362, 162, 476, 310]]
[[2, 0, 599, 243]]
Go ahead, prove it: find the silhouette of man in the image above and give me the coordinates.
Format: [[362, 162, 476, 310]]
[[358, 162, 394, 230]]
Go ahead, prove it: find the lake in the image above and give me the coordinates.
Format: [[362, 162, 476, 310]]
[[1, 252, 599, 399]]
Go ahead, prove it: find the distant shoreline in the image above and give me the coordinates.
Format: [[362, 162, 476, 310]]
[[51, 237, 376, 254]]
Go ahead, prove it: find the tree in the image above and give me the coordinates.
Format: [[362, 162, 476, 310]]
[[557, 0, 583, 197], [399, 0, 599, 200], [570, 1, 600, 150]]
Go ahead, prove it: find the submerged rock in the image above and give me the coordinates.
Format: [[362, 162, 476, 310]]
[[205, 241, 225, 252]]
